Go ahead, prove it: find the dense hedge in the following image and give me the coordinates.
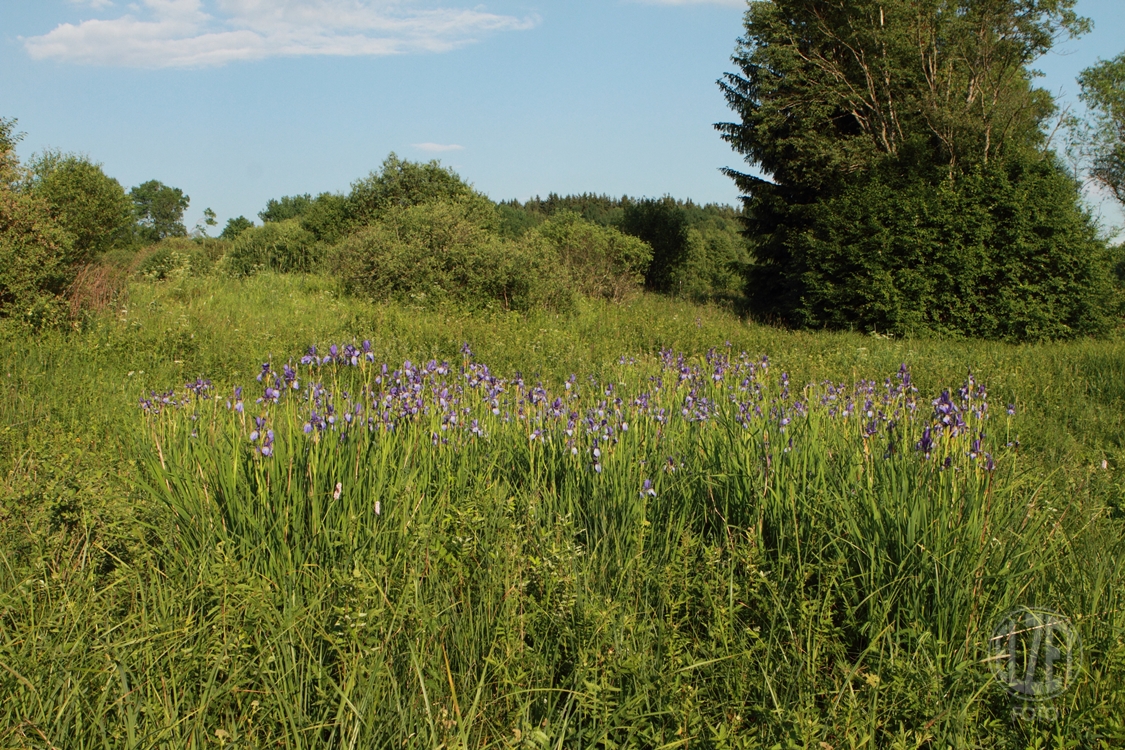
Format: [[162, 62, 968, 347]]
[[746, 155, 1118, 340]]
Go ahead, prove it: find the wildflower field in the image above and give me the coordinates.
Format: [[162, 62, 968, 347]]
[[1, 274, 1124, 748]]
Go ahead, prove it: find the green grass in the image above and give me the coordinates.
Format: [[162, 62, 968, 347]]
[[1, 273, 1124, 749]]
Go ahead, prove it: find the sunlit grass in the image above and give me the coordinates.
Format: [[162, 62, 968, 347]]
[[1, 274, 1123, 748]]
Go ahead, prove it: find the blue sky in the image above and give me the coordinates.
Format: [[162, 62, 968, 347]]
[[1, 0, 1122, 236]]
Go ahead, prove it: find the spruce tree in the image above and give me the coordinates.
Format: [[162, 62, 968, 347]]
[[718, 0, 1115, 339]]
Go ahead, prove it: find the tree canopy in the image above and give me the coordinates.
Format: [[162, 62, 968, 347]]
[[1078, 52, 1125, 206], [25, 151, 133, 264], [718, 0, 1115, 340], [130, 180, 189, 244]]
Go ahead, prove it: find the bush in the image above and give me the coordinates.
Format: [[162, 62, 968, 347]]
[[334, 200, 573, 313], [258, 192, 350, 244], [0, 190, 72, 327], [347, 154, 479, 227], [528, 211, 651, 302], [223, 220, 318, 277], [134, 237, 227, 281], [672, 224, 750, 306], [747, 154, 1118, 341], [24, 151, 133, 264]]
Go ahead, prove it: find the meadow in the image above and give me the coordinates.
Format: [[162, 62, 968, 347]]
[[1, 273, 1124, 749]]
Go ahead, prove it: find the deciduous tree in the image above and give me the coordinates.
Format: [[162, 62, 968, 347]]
[[1078, 52, 1125, 206], [130, 180, 189, 244]]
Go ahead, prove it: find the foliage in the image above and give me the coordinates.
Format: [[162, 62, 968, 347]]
[[501, 192, 630, 229], [1078, 52, 1125, 206], [259, 192, 351, 243], [334, 199, 573, 312], [347, 153, 478, 228], [130, 179, 189, 244], [528, 211, 651, 302], [719, 0, 1083, 188], [298, 192, 351, 243], [502, 195, 750, 305], [220, 215, 254, 240], [24, 150, 134, 264], [194, 207, 218, 237], [259, 193, 314, 223], [763, 154, 1117, 339], [0, 190, 72, 327], [0, 116, 22, 188], [223, 219, 317, 278], [496, 201, 547, 237], [718, 0, 1106, 339], [135, 237, 227, 281], [621, 197, 691, 293]]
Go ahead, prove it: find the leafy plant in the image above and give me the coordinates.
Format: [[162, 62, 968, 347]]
[[0, 190, 72, 327], [334, 199, 573, 312], [223, 219, 318, 277], [347, 153, 479, 227], [1078, 52, 1125, 206], [135, 237, 227, 280], [220, 215, 255, 240], [785, 154, 1116, 340], [529, 210, 651, 302], [130, 179, 189, 244], [24, 150, 134, 263]]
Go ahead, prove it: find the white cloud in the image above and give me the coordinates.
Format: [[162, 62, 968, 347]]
[[69, 0, 117, 9], [413, 142, 464, 152], [26, 0, 538, 68]]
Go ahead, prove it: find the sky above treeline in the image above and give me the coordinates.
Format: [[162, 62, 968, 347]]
[[1, 0, 1123, 236]]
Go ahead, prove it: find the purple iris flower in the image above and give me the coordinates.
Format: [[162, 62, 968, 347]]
[[916, 426, 934, 456]]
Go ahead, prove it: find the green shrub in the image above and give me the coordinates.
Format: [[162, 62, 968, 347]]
[[672, 224, 751, 306], [1112, 242, 1125, 285], [528, 211, 651, 302], [258, 192, 351, 244], [24, 151, 133, 264], [347, 154, 478, 227], [748, 154, 1117, 341], [223, 220, 318, 277], [0, 190, 72, 327], [134, 237, 227, 280], [334, 200, 573, 312]]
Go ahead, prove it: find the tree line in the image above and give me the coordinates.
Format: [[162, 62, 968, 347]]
[[3, 0, 1125, 340]]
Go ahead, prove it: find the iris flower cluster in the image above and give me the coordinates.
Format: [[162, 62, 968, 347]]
[[141, 343, 1005, 474]]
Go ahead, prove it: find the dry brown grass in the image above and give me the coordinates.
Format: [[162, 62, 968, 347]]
[[66, 263, 127, 320]]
